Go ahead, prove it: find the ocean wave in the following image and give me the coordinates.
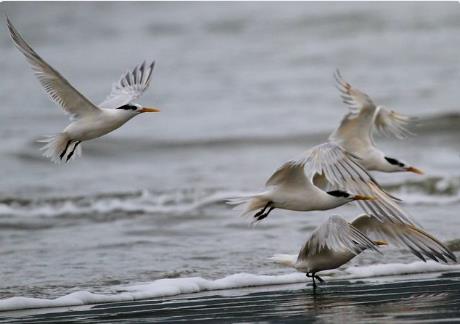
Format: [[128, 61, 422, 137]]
[[1, 175, 460, 220], [0, 189, 243, 219], [387, 175, 460, 205], [1, 261, 459, 312]]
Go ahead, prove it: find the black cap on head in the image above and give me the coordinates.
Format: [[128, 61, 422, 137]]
[[116, 104, 137, 111], [327, 190, 350, 198], [384, 157, 405, 167]]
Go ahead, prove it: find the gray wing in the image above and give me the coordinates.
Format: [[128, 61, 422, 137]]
[[352, 214, 456, 263], [301, 142, 417, 226], [99, 61, 155, 109], [299, 215, 380, 258], [7, 17, 101, 120]]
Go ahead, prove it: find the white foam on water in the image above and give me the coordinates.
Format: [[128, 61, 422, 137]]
[[394, 191, 460, 206], [0, 273, 304, 312], [1, 261, 459, 312], [1, 180, 460, 219], [341, 260, 460, 279], [0, 190, 250, 218]]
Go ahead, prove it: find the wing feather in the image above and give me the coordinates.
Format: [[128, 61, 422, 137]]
[[374, 107, 416, 139], [7, 17, 100, 120], [331, 69, 415, 143], [352, 215, 456, 263], [99, 61, 155, 109], [265, 160, 311, 189], [300, 215, 380, 258], [300, 142, 417, 226]]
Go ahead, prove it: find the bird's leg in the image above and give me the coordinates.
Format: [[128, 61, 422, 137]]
[[253, 202, 271, 219], [255, 206, 275, 221], [66, 141, 81, 162], [59, 140, 72, 160], [306, 273, 316, 289], [314, 274, 324, 283]]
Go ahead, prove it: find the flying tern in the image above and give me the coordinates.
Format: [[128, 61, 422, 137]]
[[7, 18, 160, 163], [229, 142, 413, 225], [330, 70, 422, 174]]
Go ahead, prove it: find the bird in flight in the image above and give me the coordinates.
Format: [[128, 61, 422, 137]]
[[329, 70, 423, 175], [229, 142, 413, 226], [271, 214, 455, 289], [7, 17, 160, 163]]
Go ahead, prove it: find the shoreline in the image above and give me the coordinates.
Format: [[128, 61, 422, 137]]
[[1, 271, 460, 323]]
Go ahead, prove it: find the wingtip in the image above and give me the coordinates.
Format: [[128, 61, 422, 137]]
[[334, 68, 344, 83], [5, 13, 13, 31]]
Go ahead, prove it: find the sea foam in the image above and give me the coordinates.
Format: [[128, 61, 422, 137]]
[[1, 261, 459, 312]]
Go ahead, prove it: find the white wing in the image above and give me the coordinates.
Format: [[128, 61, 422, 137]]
[[265, 159, 313, 190], [352, 214, 456, 263], [374, 107, 416, 139], [7, 18, 101, 120], [299, 142, 417, 226], [329, 69, 378, 146], [334, 69, 377, 114], [99, 61, 155, 109], [330, 69, 415, 143], [299, 215, 380, 258]]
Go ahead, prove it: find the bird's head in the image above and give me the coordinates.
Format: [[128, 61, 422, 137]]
[[384, 157, 423, 175], [116, 103, 160, 115], [326, 190, 375, 203]]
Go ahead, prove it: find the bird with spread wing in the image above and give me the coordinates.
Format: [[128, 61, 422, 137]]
[[271, 214, 456, 289], [7, 18, 160, 163], [229, 142, 416, 227], [330, 70, 423, 174]]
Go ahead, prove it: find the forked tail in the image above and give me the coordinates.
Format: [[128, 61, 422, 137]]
[[38, 134, 82, 163], [270, 254, 297, 268]]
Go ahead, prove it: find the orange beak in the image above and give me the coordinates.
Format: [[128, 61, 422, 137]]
[[405, 166, 424, 175], [352, 195, 375, 201], [140, 107, 160, 113]]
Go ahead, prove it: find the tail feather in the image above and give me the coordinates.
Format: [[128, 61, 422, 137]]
[[38, 134, 82, 163], [270, 254, 297, 268], [226, 195, 269, 218]]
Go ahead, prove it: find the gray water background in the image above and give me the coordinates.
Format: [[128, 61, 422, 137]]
[[1, 2, 460, 299]]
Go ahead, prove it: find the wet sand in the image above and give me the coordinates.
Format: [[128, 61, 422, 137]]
[[1, 271, 459, 323]]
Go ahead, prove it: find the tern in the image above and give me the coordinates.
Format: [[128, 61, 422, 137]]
[[330, 70, 423, 174], [271, 214, 456, 289], [7, 18, 160, 163], [229, 142, 415, 226]]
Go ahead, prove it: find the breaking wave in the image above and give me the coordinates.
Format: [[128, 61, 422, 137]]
[[1, 175, 460, 220]]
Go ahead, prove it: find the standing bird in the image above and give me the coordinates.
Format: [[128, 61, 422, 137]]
[[228, 142, 413, 226], [330, 70, 423, 174], [7, 18, 160, 163], [271, 214, 456, 289]]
